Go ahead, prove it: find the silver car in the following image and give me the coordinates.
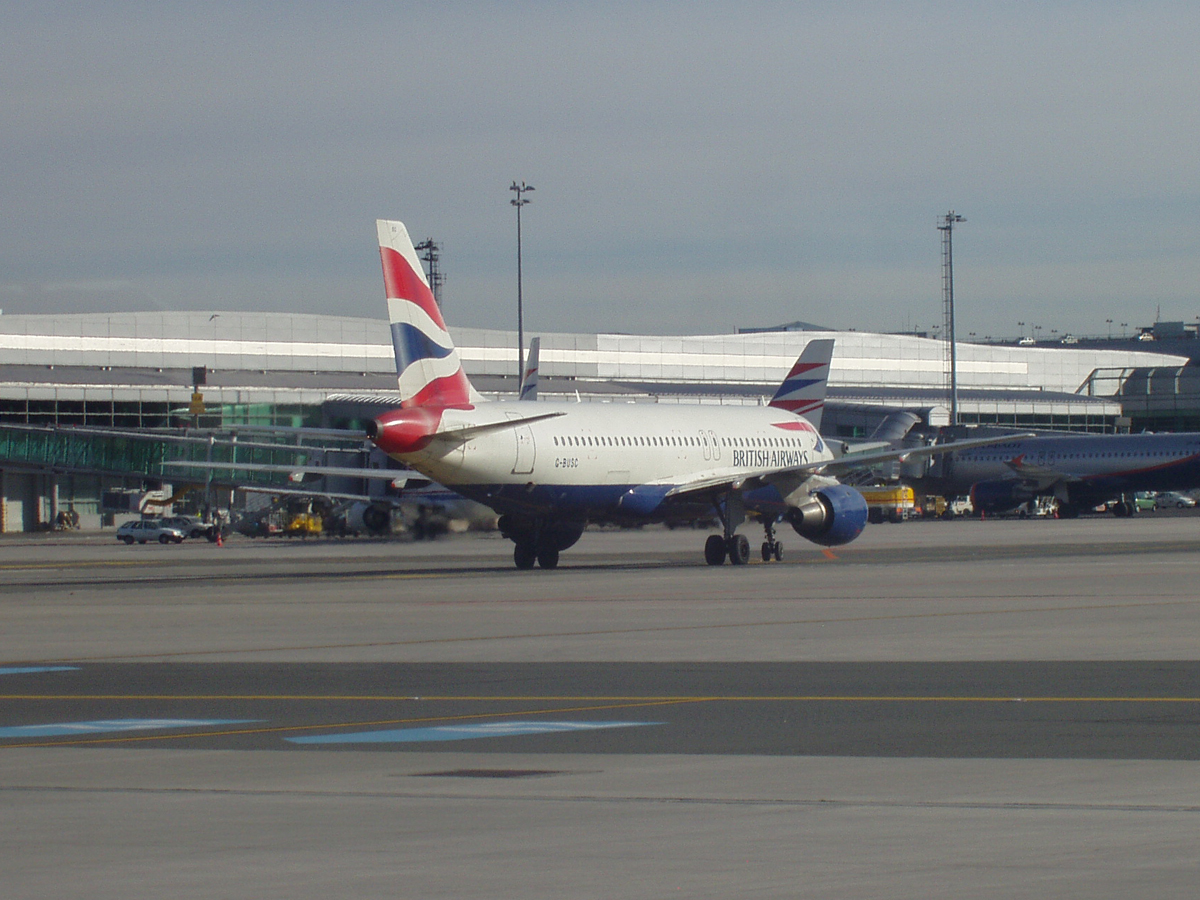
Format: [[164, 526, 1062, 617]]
[[161, 515, 212, 539], [1155, 492, 1197, 509], [116, 519, 186, 544]]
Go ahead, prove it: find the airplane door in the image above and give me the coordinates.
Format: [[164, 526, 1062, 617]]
[[507, 413, 535, 475], [708, 430, 721, 461], [699, 430, 711, 461]]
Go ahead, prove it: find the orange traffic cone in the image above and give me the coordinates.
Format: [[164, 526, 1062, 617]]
[[216, 529, 223, 547]]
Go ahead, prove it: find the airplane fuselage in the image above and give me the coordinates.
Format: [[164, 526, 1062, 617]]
[[374, 400, 833, 523], [923, 432, 1200, 512]]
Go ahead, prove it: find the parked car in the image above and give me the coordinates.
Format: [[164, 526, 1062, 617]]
[[161, 515, 212, 539], [1156, 492, 1197, 509], [1134, 492, 1158, 512], [116, 519, 186, 544]]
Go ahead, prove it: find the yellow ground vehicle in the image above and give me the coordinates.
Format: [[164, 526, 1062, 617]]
[[285, 511, 323, 536], [857, 485, 916, 524]]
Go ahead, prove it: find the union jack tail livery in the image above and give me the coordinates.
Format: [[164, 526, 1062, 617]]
[[378, 219, 478, 409], [768, 338, 834, 430]]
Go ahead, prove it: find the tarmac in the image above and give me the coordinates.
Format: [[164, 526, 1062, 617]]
[[2, 516, 1200, 898]]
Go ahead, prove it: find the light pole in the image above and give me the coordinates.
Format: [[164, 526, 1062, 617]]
[[510, 180, 535, 385], [1106, 318, 1113, 339], [938, 211, 966, 425]]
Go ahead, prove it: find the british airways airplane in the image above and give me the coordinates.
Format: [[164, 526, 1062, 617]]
[[366, 219, 1021, 568]]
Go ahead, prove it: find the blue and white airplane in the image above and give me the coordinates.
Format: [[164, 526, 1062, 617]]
[[920, 432, 1200, 517], [367, 219, 1023, 568]]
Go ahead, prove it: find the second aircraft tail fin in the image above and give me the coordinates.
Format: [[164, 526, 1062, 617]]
[[518, 336, 541, 401]]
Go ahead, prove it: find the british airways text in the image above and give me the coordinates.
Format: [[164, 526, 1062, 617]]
[[732, 448, 809, 468]]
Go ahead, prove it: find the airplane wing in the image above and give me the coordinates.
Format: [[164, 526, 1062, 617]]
[[822, 432, 1038, 477], [649, 432, 1038, 502], [163, 460, 419, 482]]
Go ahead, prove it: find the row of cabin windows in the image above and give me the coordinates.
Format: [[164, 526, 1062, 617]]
[[968, 449, 1189, 461], [552, 434, 804, 449]]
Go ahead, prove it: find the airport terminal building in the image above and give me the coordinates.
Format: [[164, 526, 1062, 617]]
[[0, 310, 1189, 531]]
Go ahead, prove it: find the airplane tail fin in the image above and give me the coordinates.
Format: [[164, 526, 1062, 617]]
[[377, 219, 480, 409], [768, 338, 834, 431], [518, 336, 540, 401], [867, 410, 921, 444]]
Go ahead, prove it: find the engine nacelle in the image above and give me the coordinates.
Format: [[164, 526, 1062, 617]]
[[785, 484, 868, 547], [969, 480, 1034, 514]]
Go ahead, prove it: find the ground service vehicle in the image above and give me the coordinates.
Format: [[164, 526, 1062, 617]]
[[858, 486, 915, 523]]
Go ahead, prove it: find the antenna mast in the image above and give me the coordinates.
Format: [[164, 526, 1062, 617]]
[[414, 239, 445, 309]]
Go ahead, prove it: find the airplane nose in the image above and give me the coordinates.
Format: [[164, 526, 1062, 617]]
[[370, 408, 441, 455]]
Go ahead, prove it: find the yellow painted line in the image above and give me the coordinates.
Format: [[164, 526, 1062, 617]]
[[0, 560, 143, 571], [0, 697, 702, 749], [25, 595, 1200, 665], [4, 693, 1200, 703]]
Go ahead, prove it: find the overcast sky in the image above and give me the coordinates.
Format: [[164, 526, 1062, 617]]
[[3, 2, 1198, 340]]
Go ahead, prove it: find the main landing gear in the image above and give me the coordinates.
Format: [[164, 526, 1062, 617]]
[[513, 541, 559, 570], [703, 494, 783, 566], [500, 515, 583, 570]]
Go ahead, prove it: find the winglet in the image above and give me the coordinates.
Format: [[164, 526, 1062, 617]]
[[377, 219, 479, 409], [768, 339, 834, 430]]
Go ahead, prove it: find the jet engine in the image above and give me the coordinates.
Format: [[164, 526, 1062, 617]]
[[785, 484, 869, 546], [968, 480, 1034, 514]]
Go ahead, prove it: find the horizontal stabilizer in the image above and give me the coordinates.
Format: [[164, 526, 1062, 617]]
[[430, 410, 566, 444]]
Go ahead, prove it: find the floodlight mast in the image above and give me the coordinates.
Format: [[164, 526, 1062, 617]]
[[414, 239, 445, 310], [937, 211, 966, 425], [510, 181, 535, 385]]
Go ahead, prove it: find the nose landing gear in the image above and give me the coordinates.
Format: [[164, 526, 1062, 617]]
[[761, 519, 783, 562]]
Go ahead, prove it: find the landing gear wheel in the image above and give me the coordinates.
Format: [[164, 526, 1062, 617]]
[[727, 534, 750, 565], [514, 542, 537, 570], [536, 546, 559, 569], [704, 534, 727, 566], [760, 540, 783, 562]]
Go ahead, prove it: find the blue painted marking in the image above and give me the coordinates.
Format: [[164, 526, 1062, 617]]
[[0, 719, 260, 739], [287, 719, 662, 745], [0, 666, 80, 675]]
